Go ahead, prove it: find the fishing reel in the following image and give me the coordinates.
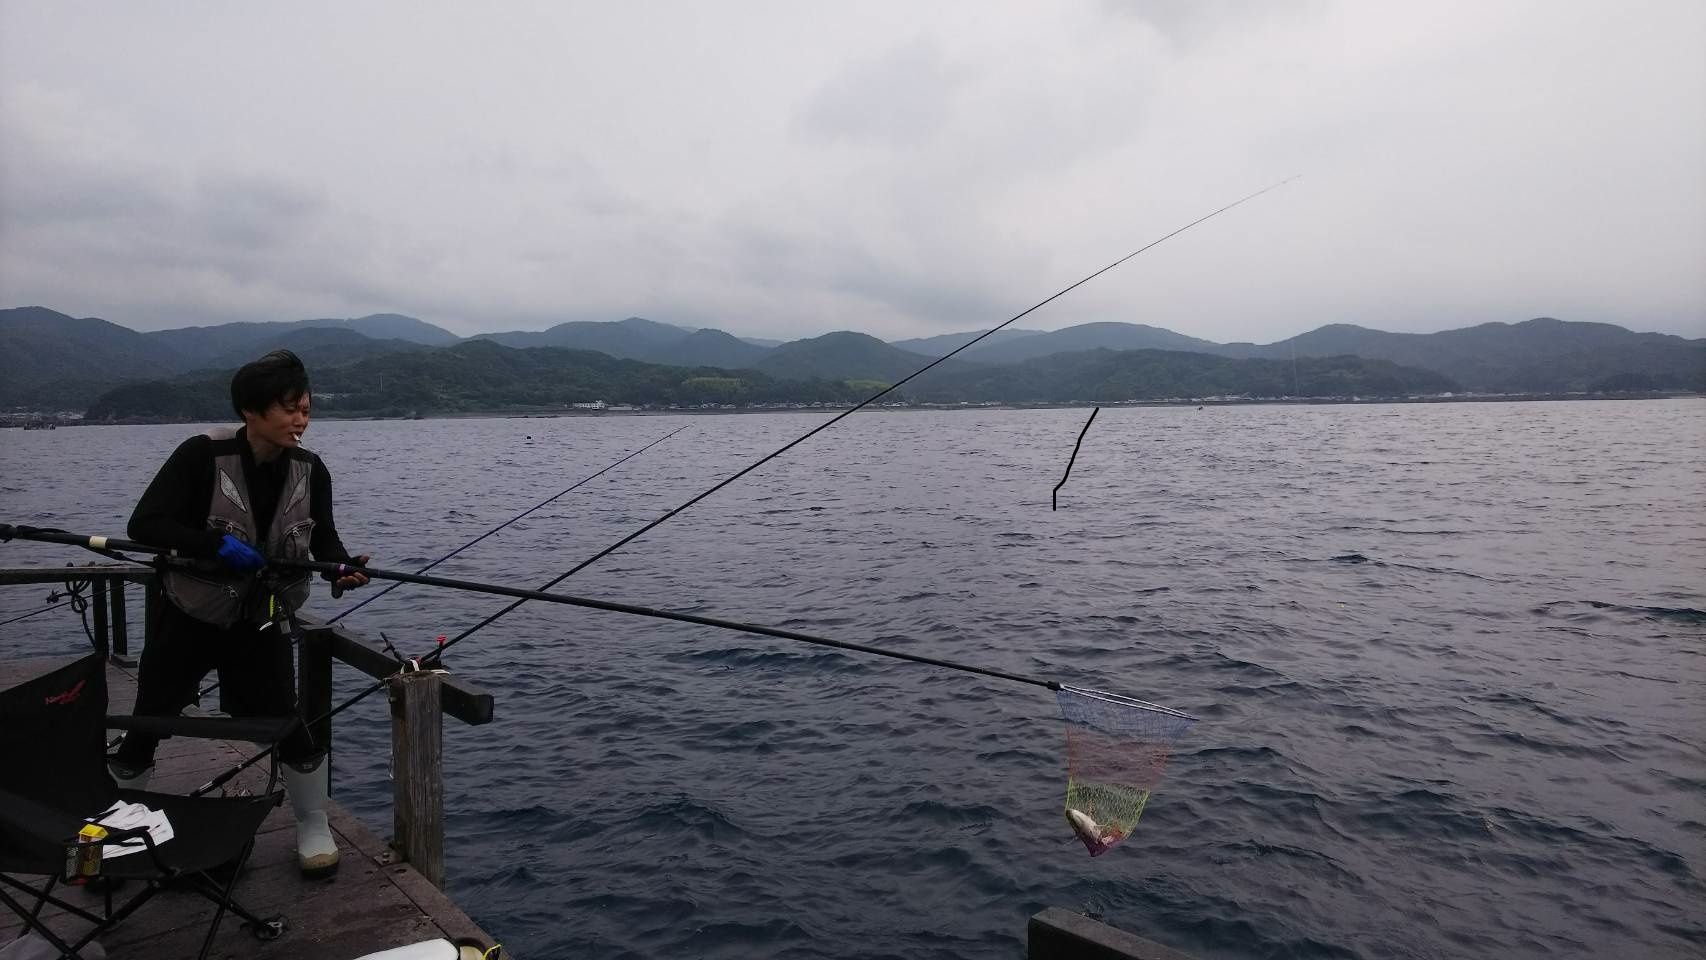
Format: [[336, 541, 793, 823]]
[[247, 571, 296, 634], [379, 632, 450, 677]]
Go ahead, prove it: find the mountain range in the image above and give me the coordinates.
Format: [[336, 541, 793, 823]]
[[894, 322, 1222, 364], [0, 307, 460, 408], [2, 305, 1700, 414]]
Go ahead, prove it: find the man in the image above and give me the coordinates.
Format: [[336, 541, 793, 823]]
[[109, 349, 371, 878]]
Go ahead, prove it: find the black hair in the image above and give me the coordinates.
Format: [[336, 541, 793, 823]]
[[230, 350, 311, 418]]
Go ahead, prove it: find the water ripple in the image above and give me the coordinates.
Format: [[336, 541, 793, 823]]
[[2, 401, 1702, 959]]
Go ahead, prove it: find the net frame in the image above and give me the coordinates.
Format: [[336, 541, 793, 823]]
[[1056, 684, 1196, 856]]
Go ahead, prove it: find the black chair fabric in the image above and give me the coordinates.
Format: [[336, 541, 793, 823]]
[[0, 653, 288, 958], [0, 652, 114, 815]]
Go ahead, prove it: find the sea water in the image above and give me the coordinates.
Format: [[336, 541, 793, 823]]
[[2, 399, 1701, 959]]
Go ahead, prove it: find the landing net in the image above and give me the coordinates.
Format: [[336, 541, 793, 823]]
[[1057, 684, 1196, 857]]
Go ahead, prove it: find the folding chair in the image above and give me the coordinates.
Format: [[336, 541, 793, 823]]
[[0, 654, 296, 959]]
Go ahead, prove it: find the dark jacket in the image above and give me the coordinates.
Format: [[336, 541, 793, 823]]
[[129, 426, 354, 574]]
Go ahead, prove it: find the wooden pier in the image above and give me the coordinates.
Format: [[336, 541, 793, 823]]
[[4, 562, 1199, 960], [0, 563, 506, 959]]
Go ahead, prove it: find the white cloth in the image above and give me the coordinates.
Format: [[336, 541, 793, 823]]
[[86, 800, 173, 859]]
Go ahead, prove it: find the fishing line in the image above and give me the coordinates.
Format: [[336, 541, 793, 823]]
[[192, 424, 689, 701], [419, 175, 1299, 668], [0, 544, 146, 647], [1, 524, 1196, 704], [330, 424, 691, 623], [2, 525, 1151, 796], [300, 558, 1071, 689], [1052, 407, 1101, 510], [0, 178, 1282, 797], [0, 598, 75, 629]]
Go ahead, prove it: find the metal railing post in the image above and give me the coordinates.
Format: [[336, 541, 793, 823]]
[[91, 578, 109, 657], [109, 579, 129, 661]]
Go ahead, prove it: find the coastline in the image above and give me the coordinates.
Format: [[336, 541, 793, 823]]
[[4, 390, 1700, 427]]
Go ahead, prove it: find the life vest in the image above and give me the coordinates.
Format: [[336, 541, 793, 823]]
[[160, 427, 315, 627]]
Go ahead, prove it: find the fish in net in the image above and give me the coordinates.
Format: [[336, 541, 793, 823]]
[[1057, 684, 1197, 856]]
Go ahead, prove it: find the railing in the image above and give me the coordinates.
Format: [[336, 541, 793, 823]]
[[7, 566, 1200, 957], [0, 563, 493, 890], [0, 563, 155, 661], [296, 616, 493, 888]]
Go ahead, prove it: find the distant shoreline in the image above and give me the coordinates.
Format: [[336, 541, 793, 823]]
[[5, 391, 1699, 427]]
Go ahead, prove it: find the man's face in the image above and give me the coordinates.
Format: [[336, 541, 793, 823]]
[[245, 392, 310, 450]]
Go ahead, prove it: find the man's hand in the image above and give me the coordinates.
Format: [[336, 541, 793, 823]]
[[334, 555, 371, 594], [218, 534, 265, 573]]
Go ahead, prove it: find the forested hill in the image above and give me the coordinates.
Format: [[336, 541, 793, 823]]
[[7, 304, 1700, 414], [899, 318, 1705, 392], [902, 348, 1459, 404], [0, 307, 456, 408], [83, 341, 874, 421], [1215, 318, 1706, 392], [82, 339, 1463, 421]]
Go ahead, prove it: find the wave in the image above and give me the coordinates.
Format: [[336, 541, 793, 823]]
[[1534, 600, 1706, 624]]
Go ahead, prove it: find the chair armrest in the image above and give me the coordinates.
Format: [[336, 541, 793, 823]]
[[106, 714, 301, 744], [85, 823, 176, 877]]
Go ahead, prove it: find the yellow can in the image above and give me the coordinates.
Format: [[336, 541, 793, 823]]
[[66, 823, 107, 877]]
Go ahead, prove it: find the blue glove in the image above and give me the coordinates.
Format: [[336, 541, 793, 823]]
[[217, 534, 265, 573]]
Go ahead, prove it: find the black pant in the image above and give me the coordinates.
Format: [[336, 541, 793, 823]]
[[112, 600, 320, 768]]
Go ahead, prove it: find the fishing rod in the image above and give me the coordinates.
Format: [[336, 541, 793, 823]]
[[192, 424, 690, 702], [3, 180, 1279, 792], [0, 524, 1193, 707], [416, 176, 1298, 670], [327, 424, 690, 623], [1, 524, 1195, 797], [315, 558, 1070, 689]]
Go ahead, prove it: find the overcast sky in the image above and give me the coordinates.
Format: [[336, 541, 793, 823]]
[[2, 1, 1702, 343]]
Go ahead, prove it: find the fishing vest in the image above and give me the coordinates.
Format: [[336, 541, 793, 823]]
[[160, 427, 316, 628]]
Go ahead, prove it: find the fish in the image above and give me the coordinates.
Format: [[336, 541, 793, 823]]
[[1065, 807, 1125, 857]]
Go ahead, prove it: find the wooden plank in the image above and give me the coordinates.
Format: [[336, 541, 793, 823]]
[[389, 671, 445, 889], [0, 655, 509, 959], [312, 623, 495, 726], [0, 565, 156, 586], [1028, 908, 1199, 960], [328, 793, 496, 947], [100, 840, 440, 958]]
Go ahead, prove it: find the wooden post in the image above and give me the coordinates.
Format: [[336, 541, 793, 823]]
[[109, 579, 129, 661], [389, 670, 445, 889], [91, 578, 109, 657]]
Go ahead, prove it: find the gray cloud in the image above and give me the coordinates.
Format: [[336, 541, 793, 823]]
[[793, 39, 964, 147], [1103, 0, 1324, 46], [1, 0, 1701, 341]]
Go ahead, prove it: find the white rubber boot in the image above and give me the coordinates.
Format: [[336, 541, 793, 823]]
[[283, 757, 340, 877]]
